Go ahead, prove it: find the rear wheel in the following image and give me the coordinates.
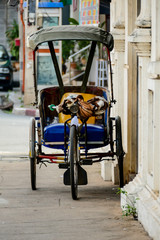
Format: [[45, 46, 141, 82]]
[[115, 116, 124, 187], [69, 125, 79, 200], [29, 118, 37, 190], [109, 118, 114, 152]]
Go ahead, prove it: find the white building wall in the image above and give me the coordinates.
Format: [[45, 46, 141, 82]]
[[110, 0, 160, 239]]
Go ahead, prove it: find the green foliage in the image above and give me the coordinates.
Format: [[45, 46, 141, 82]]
[[78, 40, 90, 50], [122, 204, 137, 217], [117, 188, 127, 196], [99, 21, 106, 29], [6, 20, 19, 60], [62, 18, 78, 62], [117, 188, 139, 220], [62, 40, 75, 62]]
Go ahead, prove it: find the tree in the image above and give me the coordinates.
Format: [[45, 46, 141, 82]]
[[6, 19, 19, 60]]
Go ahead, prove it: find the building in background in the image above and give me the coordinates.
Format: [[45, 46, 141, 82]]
[[71, 0, 110, 30], [21, 0, 63, 103]]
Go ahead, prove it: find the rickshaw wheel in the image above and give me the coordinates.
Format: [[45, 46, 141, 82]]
[[109, 118, 114, 152], [29, 118, 36, 190], [69, 125, 78, 200], [115, 116, 124, 187]]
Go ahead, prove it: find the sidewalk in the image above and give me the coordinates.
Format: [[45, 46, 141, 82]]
[[0, 160, 151, 240], [9, 88, 39, 117], [2, 89, 151, 239]]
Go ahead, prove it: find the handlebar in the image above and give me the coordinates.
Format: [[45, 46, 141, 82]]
[[48, 104, 56, 111]]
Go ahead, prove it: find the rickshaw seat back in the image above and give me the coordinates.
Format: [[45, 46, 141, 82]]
[[59, 92, 96, 124]]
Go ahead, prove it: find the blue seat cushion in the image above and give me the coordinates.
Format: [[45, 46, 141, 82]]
[[43, 123, 105, 150]]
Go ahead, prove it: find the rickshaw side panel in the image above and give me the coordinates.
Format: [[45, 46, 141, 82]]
[[39, 87, 61, 131]]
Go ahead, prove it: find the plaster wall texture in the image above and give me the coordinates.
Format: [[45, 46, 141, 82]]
[[109, 0, 160, 239]]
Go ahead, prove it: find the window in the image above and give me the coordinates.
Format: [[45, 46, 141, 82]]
[[37, 55, 59, 85]]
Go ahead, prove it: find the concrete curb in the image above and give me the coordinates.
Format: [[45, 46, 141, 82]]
[[13, 107, 39, 117], [8, 90, 39, 117]]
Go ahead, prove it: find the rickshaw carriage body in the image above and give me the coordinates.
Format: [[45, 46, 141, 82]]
[[28, 25, 124, 199], [40, 86, 110, 150]]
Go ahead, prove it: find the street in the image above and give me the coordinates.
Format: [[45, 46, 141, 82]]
[[0, 110, 30, 158], [0, 160, 150, 240], [0, 106, 151, 240]]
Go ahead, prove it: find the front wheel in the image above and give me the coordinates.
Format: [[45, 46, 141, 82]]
[[69, 125, 79, 200], [29, 118, 37, 190]]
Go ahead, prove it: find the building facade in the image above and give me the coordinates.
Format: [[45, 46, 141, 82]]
[[21, 1, 63, 103], [110, 0, 160, 239]]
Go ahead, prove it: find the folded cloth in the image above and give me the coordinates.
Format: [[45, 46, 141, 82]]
[[56, 94, 108, 121]]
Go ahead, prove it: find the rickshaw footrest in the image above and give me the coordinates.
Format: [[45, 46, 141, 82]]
[[64, 165, 88, 185]]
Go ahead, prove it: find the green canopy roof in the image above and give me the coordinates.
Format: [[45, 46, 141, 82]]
[[28, 25, 114, 51]]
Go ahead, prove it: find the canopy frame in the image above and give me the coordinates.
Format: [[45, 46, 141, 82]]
[[29, 25, 115, 104]]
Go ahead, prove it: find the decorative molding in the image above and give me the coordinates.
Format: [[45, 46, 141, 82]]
[[111, 29, 125, 52], [113, 20, 125, 29], [128, 28, 151, 56]]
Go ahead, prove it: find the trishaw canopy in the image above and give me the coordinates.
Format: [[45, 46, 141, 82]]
[[28, 25, 114, 51]]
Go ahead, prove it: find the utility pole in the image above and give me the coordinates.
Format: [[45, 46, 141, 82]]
[[20, 0, 25, 93]]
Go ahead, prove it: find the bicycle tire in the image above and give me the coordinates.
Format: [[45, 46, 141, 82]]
[[69, 125, 78, 200], [115, 116, 124, 187], [29, 118, 36, 190]]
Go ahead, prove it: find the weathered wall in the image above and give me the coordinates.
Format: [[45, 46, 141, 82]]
[[110, 0, 160, 239]]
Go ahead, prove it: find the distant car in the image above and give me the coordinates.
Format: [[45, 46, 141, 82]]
[[0, 44, 13, 90]]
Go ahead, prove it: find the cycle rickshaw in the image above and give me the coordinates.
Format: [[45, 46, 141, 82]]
[[28, 25, 124, 200]]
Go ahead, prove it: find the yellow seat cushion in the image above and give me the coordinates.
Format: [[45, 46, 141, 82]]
[[59, 92, 96, 124]]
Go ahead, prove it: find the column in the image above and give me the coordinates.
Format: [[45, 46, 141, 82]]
[[136, 0, 151, 28], [147, 0, 160, 195], [128, 0, 151, 182], [108, 0, 126, 184], [112, 0, 125, 29]]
